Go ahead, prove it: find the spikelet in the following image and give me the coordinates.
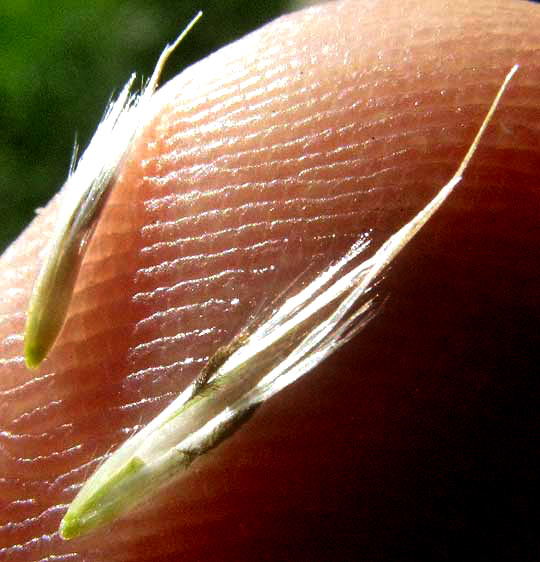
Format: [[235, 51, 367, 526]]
[[58, 65, 518, 539], [24, 12, 203, 369]]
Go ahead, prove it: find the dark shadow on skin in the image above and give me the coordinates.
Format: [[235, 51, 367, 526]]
[[0, 0, 539, 560]]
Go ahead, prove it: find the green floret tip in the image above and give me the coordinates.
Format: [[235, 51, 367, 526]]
[[24, 340, 47, 369], [59, 513, 82, 540]]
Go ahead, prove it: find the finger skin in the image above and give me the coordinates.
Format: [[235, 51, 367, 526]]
[[1, 0, 539, 560]]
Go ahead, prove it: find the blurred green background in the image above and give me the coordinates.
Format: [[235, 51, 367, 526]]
[[0, 0, 297, 252]]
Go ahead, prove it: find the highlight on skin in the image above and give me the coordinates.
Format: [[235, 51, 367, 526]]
[[0, 0, 539, 560]]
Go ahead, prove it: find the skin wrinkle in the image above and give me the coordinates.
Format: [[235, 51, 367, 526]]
[[0, 0, 539, 559]]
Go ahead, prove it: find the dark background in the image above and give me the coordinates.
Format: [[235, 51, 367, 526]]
[[0, 0, 295, 251]]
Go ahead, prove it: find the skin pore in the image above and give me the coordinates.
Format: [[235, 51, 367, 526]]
[[1, 0, 539, 560]]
